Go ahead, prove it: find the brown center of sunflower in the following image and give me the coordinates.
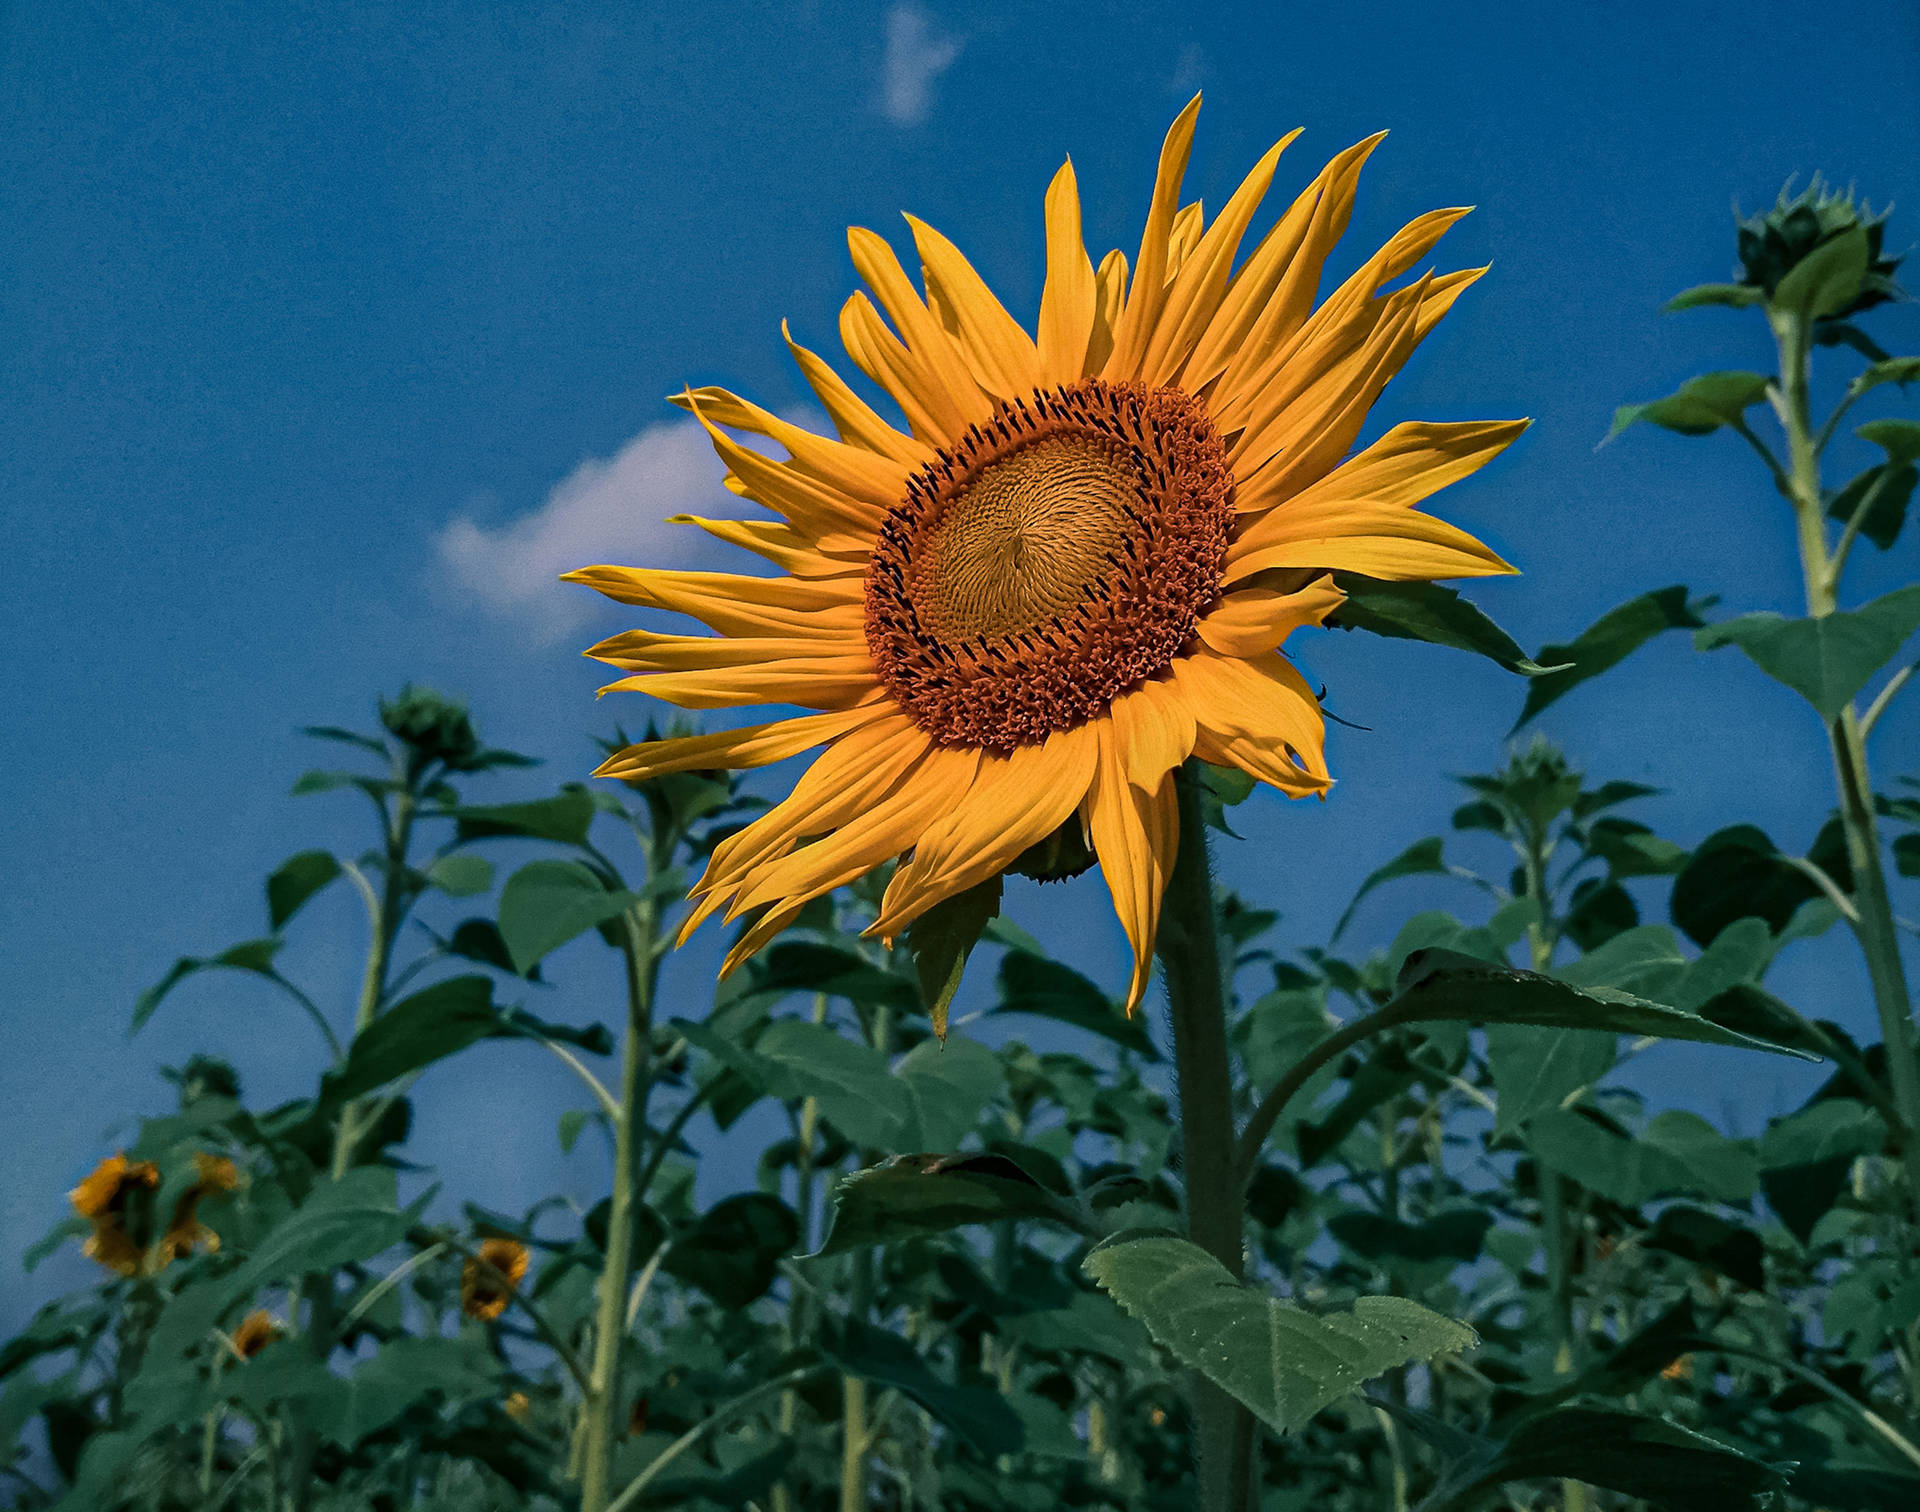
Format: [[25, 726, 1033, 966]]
[[865, 378, 1232, 751]]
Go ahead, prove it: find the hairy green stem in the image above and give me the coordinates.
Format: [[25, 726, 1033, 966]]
[[1159, 766, 1255, 1512], [1773, 308, 1920, 1225], [581, 901, 659, 1512]]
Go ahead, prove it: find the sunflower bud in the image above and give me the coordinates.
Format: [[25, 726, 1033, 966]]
[[379, 685, 483, 774], [1736, 178, 1903, 320]]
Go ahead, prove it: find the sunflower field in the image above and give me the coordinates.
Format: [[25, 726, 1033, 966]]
[[6, 101, 1920, 1512]]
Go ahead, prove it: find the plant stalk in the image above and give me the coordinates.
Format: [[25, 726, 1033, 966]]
[[1159, 765, 1255, 1512]]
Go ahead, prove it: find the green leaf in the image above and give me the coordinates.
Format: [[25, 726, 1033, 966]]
[[813, 1153, 1076, 1255], [1333, 837, 1449, 941], [1696, 584, 1920, 721], [131, 939, 284, 1032], [1896, 832, 1920, 878], [1401, 1404, 1791, 1512], [1773, 224, 1869, 320], [452, 786, 596, 846], [990, 949, 1159, 1059], [1645, 1206, 1767, 1289], [227, 1169, 413, 1293], [1514, 587, 1714, 729], [1828, 462, 1917, 552], [1849, 355, 1920, 398], [558, 1108, 590, 1153], [1391, 948, 1813, 1056], [673, 1016, 910, 1150], [816, 1317, 1025, 1455], [1327, 574, 1555, 676], [1327, 1208, 1492, 1266], [325, 975, 501, 1103], [1860, 417, 1920, 465], [1759, 1097, 1886, 1169], [1670, 824, 1830, 946], [1606, 371, 1772, 441], [1531, 1109, 1756, 1206], [749, 941, 917, 1010], [427, 853, 494, 897], [1487, 1024, 1615, 1134], [1665, 282, 1765, 312], [903, 875, 1001, 1039], [893, 1035, 1005, 1151], [497, 860, 637, 974], [1084, 1234, 1476, 1433], [266, 850, 341, 929], [662, 1193, 797, 1308]]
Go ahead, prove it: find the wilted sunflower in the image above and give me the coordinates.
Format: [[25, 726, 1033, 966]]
[[229, 1309, 282, 1361], [69, 1151, 239, 1276], [462, 1237, 530, 1321], [570, 98, 1521, 1009]]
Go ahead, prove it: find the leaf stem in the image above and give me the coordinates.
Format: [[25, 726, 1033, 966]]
[[604, 1367, 825, 1512]]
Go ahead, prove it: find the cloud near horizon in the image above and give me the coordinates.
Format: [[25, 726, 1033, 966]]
[[434, 418, 735, 641], [879, 4, 961, 127]]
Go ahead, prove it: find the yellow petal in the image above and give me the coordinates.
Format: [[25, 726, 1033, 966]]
[[870, 723, 1100, 937], [847, 228, 993, 435], [668, 386, 911, 510], [1275, 419, 1530, 517], [1226, 499, 1515, 583], [906, 214, 1041, 402], [1194, 132, 1387, 398], [1195, 575, 1346, 658], [1141, 132, 1299, 387], [1103, 94, 1202, 380], [1173, 650, 1331, 792], [782, 321, 929, 468], [1106, 677, 1197, 794], [595, 654, 879, 711], [1083, 248, 1129, 377], [665, 515, 868, 577], [1084, 724, 1179, 1014], [1164, 200, 1206, 281], [681, 390, 887, 545], [840, 292, 965, 444], [592, 703, 891, 783], [585, 624, 867, 671], [1036, 159, 1096, 387], [563, 566, 862, 636]]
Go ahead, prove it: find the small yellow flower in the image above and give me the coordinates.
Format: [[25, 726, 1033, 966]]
[[69, 1154, 161, 1276], [1661, 1354, 1694, 1382], [461, 1238, 529, 1320], [161, 1153, 242, 1264], [504, 1391, 533, 1423], [230, 1310, 282, 1361]]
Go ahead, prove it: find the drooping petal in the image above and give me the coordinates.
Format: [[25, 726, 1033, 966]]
[[1172, 649, 1331, 792], [592, 701, 893, 782], [907, 214, 1042, 402], [1083, 727, 1179, 1014], [1226, 498, 1514, 583], [1195, 574, 1346, 658], [869, 723, 1100, 937], [1106, 677, 1197, 794], [1036, 159, 1097, 386], [782, 321, 929, 467], [1102, 94, 1202, 380]]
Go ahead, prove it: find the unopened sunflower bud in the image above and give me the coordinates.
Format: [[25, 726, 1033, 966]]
[[1737, 178, 1903, 321]]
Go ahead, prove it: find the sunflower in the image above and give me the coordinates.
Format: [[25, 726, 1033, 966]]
[[462, 1237, 530, 1321], [159, 1152, 242, 1264], [229, 1309, 282, 1361], [569, 98, 1521, 1010], [70, 1154, 162, 1277]]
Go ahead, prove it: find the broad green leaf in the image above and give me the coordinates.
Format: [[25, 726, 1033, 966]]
[[1084, 1234, 1476, 1433], [749, 941, 917, 1010], [1696, 584, 1920, 721], [1391, 948, 1811, 1056], [325, 975, 501, 1103], [131, 939, 284, 1032], [1399, 1403, 1791, 1512], [1827, 462, 1915, 551], [893, 1035, 1004, 1150], [1861, 417, 1920, 464], [1333, 837, 1448, 941], [1759, 1097, 1886, 1169], [1327, 574, 1555, 675], [499, 1006, 613, 1055], [452, 785, 596, 846], [1514, 587, 1714, 729], [1669, 823, 1834, 946], [1487, 1024, 1615, 1134], [497, 859, 637, 974], [1772, 224, 1869, 320], [816, 1317, 1024, 1455], [903, 875, 1002, 1039], [662, 1193, 798, 1308], [991, 949, 1158, 1058], [227, 1169, 412, 1293], [1665, 282, 1765, 311], [1327, 1207, 1492, 1266], [1850, 356, 1920, 397], [1000, 1290, 1156, 1370], [266, 850, 341, 929], [426, 853, 493, 897], [673, 1016, 910, 1150], [1605, 371, 1772, 441], [813, 1153, 1077, 1255], [1527, 1109, 1755, 1206], [1645, 1206, 1767, 1289]]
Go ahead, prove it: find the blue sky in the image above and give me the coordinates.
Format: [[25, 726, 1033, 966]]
[[3, 0, 1917, 1333]]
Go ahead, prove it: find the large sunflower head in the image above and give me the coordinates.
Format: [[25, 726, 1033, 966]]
[[568, 99, 1522, 1011]]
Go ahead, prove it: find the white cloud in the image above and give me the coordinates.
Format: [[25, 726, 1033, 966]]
[[434, 418, 733, 642], [1169, 43, 1206, 97], [879, 4, 962, 127]]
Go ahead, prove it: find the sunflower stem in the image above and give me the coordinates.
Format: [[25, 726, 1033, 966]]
[[1770, 306, 1920, 1227], [1159, 765, 1255, 1512], [580, 897, 659, 1512]]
